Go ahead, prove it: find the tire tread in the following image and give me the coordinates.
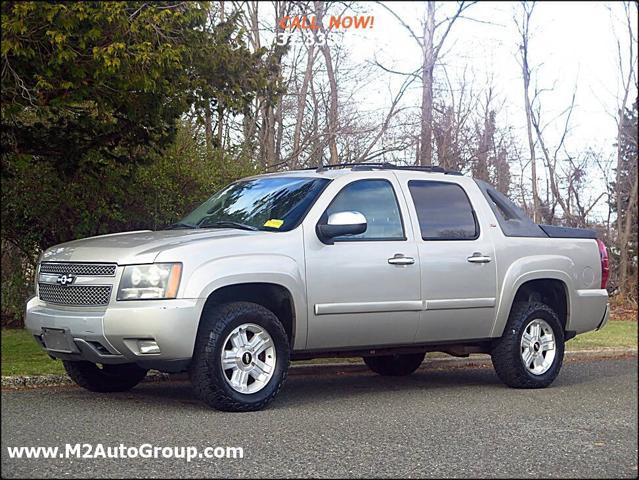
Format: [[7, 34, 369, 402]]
[[491, 301, 564, 389], [189, 301, 289, 412]]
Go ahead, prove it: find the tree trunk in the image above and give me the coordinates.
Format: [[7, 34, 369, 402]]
[[520, 4, 540, 223], [204, 105, 213, 157], [260, 105, 275, 169], [618, 169, 638, 297], [315, 1, 339, 165], [419, 1, 435, 166], [522, 50, 540, 222], [275, 101, 284, 164], [309, 75, 322, 168], [615, 97, 632, 299], [532, 118, 571, 219], [474, 107, 493, 182], [217, 106, 224, 149], [291, 45, 316, 168]]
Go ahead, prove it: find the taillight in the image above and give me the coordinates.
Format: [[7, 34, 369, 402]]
[[596, 239, 609, 289]]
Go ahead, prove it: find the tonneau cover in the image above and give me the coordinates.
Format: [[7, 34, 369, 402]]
[[538, 224, 597, 239]]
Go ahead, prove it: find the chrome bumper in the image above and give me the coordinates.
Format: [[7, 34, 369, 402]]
[[25, 296, 204, 372]]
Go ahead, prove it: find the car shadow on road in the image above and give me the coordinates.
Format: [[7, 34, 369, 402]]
[[114, 364, 506, 412], [85, 359, 622, 412], [275, 366, 505, 407]]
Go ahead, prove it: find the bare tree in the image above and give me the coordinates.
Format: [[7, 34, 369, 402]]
[[516, 0, 541, 222], [355, 72, 417, 162], [530, 85, 576, 222], [434, 66, 480, 172], [314, 1, 339, 166], [472, 87, 496, 182], [613, 1, 638, 299], [378, 1, 475, 166], [290, 42, 318, 168]]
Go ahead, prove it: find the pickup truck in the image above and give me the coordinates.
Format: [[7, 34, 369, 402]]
[[25, 163, 610, 411]]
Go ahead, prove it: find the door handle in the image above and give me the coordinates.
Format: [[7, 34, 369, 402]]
[[467, 252, 491, 263], [388, 254, 415, 265]]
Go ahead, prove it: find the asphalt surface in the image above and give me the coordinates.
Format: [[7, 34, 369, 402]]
[[2, 357, 637, 479]]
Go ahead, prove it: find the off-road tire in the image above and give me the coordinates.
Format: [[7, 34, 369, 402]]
[[189, 301, 290, 412], [491, 301, 565, 389], [63, 361, 148, 392]]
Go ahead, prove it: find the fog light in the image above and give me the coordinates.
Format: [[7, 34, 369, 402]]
[[138, 340, 161, 355]]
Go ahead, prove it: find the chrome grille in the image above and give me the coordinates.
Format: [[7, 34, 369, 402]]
[[40, 262, 117, 276], [38, 284, 112, 306]]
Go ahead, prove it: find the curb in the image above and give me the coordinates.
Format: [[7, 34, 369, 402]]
[[1, 370, 172, 390], [2, 348, 636, 389]]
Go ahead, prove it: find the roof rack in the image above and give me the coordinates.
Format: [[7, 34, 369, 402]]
[[306, 162, 463, 176]]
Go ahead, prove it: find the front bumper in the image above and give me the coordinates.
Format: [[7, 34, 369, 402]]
[[25, 296, 204, 372]]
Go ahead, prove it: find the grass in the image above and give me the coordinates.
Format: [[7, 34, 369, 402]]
[[1, 328, 65, 376], [2, 320, 637, 377], [568, 320, 637, 350]]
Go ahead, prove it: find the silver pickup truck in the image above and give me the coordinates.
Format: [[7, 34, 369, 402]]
[[25, 163, 610, 411]]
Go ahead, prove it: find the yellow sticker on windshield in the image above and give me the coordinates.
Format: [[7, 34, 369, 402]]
[[264, 219, 284, 229]]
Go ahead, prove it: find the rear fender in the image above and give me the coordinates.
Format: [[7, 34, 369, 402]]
[[491, 255, 574, 337]]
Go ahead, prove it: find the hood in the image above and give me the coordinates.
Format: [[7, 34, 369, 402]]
[[41, 229, 258, 264]]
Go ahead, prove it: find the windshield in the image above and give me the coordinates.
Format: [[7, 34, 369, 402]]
[[173, 177, 330, 232]]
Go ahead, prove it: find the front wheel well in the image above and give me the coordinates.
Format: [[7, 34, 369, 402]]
[[201, 283, 295, 347], [512, 279, 568, 330]]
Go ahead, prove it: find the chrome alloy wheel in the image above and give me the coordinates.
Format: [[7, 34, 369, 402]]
[[520, 318, 556, 375], [221, 323, 276, 394]]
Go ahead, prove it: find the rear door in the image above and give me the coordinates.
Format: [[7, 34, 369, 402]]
[[396, 173, 498, 342]]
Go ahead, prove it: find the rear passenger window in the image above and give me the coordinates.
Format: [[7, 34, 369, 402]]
[[408, 180, 478, 240]]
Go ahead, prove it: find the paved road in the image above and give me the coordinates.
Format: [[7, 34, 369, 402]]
[[2, 357, 637, 478]]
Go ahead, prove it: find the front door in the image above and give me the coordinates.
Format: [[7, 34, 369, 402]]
[[303, 175, 421, 350]]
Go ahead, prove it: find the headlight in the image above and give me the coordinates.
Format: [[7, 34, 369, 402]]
[[117, 263, 182, 300]]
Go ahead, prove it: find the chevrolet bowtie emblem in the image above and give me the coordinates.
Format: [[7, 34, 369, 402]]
[[56, 274, 76, 286]]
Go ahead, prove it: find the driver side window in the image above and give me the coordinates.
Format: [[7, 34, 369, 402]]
[[325, 179, 405, 241]]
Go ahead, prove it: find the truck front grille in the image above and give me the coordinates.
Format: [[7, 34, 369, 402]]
[[38, 284, 112, 306], [39, 262, 117, 277]]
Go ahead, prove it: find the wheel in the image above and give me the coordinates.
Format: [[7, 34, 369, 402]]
[[363, 352, 425, 376], [491, 301, 565, 389], [189, 301, 290, 412], [62, 361, 148, 392]]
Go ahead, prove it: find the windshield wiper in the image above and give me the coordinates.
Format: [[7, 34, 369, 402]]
[[165, 222, 197, 230], [198, 220, 258, 231]]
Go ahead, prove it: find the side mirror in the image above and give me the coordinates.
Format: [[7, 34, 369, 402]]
[[317, 211, 367, 244]]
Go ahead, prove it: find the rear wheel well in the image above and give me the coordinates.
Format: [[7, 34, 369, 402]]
[[201, 283, 295, 347], [512, 279, 568, 330]]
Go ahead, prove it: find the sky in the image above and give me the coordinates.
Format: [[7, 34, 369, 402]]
[[327, 1, 637, 219], [256, 1, 637, 220], [359, 1, 635, 144]]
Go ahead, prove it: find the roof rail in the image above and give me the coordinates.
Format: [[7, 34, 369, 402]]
[[306, 162, 463, 176]]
